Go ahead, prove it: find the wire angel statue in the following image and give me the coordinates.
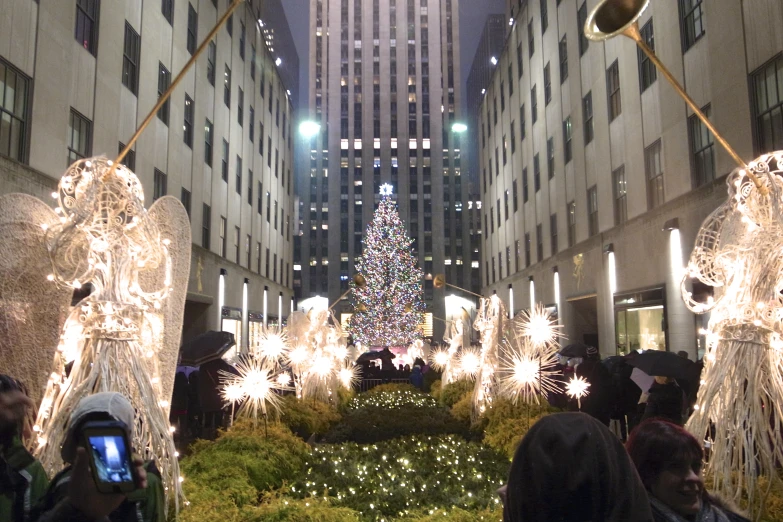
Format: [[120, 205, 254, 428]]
[[681, 152, 783, 513], [439, 317, 465, 386], [471, 295, 505, 420], [29, 158, 190, 512]]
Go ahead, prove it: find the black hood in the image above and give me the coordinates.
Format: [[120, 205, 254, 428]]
[[504, 412, 653, 522]]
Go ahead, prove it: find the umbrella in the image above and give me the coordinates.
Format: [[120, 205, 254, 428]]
[[559, 343, 590, 358], [630, 367, 655, 393], [626, 350, 694, 381], [356, 351, 383, 364], [179, 331, 236, 367]]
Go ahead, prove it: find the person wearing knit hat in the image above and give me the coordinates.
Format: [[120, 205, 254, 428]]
[[33, 392, 164, 522], [0, 374, 49, 522], [574, 346, 614, 426], [586, 345, 600, 360]]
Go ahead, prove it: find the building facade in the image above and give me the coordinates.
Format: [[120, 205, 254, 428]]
[[299, 0, 476, 340], [480, 0, 783, 358], [0, 0, 296, 349], [258, 0, 301, 109]]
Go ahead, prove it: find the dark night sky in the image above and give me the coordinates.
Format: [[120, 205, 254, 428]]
[[282, 0, 506, 114]]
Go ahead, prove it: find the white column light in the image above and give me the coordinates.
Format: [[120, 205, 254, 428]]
[[263, 286, 269, 327], [278, 292, 283, 325], [529, 277, 535, 310], [608, 252, 617, 296], [669, 229, 684, 282], [508, 284, 514, 319], [218, 268, 226, 330], [553, 269, 561, 325], [242, 278, 249, 352]]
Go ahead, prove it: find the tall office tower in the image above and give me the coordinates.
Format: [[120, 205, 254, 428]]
[[299, 0, 472, 340], [259, 0, 301, 109], [0, 0, 296, 349]]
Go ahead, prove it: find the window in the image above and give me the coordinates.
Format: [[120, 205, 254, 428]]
[[118, 142, 135, 171], [645, 139, 665, 210], [587, 186, 598, 236], [547, 137, 555, 179], [251, 45, 256, 79], [752, 55, 783, 153], [607, 60, 621, 121], [639, 20, 656, 91], [265, 248, 270, 277], [267, 138, 272, 166], [577, 2, 589, 56], [187, 3, 197, 55], [613, 165, 627, 225], [207, 41, 216, 85], [525, 233, 531, 267], [531, 86, 537, 123], [122, 23, 140, 94], [490, 207, 494, 233], [502, 135, 507, 165], [559, 36, 568, 83], [237, 88, 243, 125], [528, 20, 534, 57], [235, 156, 242, 195], [266, 192, 270, 222], [226, 12, 233, 36], [540, 0, 548, 33], [219, 216, 227, 257], [499, 251, 503, 279], [181, 188, 191, 218], [153, 168, 167, 201], [0, 59, 30, 162], [563, 117, 572, 163], [504, 190, 509, 220], [520, 105, 526, 140], [162, 0, 174, 25], [224, 65, 231, 107], [508, 65, 514, 96], [534, 154, 541, 192], [234, 226, 240, 263], [501, 82, 505, 112], [536, 224, 543, 262], [249, 106, 254, 142], [679, 0, 705, 51], [221, 139, 229, 181], [246, 234, 251, 267], [256, 242, 261, 273], [67, 109, 92, 165], [549, 213, 560, 255], [183, 95, 194, 147], [511, 121, 516, 153], [583, 92, 594, 144], [157, 63, 171, 124], [689, 106, 715, 187], [202, 204, 211, 249], [544, 63, 551, 105], [204, 119, 213, 166], [512, 180, 519, 211], [75, 0, 99, 55], [522, 167, 529, 202], [515, 240, 521, 272], [274, 201, 278, 229], [259, 122, 265, 155], [239, 21, 246, 60], [517, 42, 524, 77], [257, 181, 263, 215], [567, 201, 576, 247]]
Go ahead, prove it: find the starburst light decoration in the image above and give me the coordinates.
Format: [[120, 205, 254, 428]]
[[680, 152, 783, 511], [348, 192, 424, 346], [219, 355, 289, 425], [517, 305, 561, 349], [19, 157, 190, 512], [253, 325, 289, 364], [565, 376, 590, 409], [497, 336, 559, 405]]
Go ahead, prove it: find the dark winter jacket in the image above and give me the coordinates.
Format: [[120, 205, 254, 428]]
[[575, 359, 613, 425], [0, 436, 49, 522], [642, 381, 685, 425], [503, 412, 654, 522]]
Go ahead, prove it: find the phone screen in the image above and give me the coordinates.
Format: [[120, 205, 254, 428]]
[[87, 434, 133, 484]]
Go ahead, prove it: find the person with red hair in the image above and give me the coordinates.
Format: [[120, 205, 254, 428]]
[[626, 419, 749, 522]]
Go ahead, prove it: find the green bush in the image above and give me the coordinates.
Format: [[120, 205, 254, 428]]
[[245, 495, 363, 522], [278, 395, 342, 440], [439, 379, 475, 408], [179, 419, 310, 519], [396, 506, 503, 522], [429, 379, 442, 401], [324, 390, 469, 443], [481, 398, 558, 459], [292, 434, 509, 520], [366, 382, 418, 395]]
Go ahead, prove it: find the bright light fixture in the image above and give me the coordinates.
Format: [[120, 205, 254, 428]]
[[299, 121, 321, 137], [490, 56, 498, 65], [451, 123, 468, 133]]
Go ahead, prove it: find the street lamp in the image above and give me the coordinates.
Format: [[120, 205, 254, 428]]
[[451, 122, 467, 133], [299, 121, 321, 138], [490, 56, 498, 65]]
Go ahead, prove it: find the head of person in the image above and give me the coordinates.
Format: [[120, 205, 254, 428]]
[[677, 351, 690, 360], [626, 419, 704, 517], [0, 374, 29, 442], [503, 412, 653, 522], [654, 376, 672, 385], [585, 346, 600, 361], [61, 392, 135, 464]]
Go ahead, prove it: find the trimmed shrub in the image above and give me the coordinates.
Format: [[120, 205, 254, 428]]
[[439, 379, 475, 408], [366, 382, 419, 395], [278, 395, 342, 440], [245, 496, 362, 522], [481, 398, 558, 459]]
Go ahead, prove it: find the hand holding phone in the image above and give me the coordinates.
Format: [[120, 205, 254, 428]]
[[81, 420, 138, 494]]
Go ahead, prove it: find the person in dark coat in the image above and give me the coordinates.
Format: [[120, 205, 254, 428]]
[[199, 358, 239, 438], [379, 347, 396, 383], [574, 347, 613, 425], [170, 371, 188, 444], [641, 377, 686, 426], [409, 365, 424, 390], [626, 419, 750, 522], [607, 357, 641, 440], [503, 412, 654, 522], [186, 371, 201, 439]]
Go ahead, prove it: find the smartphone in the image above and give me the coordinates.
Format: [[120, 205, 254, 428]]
[[81, 420, 138, 494]]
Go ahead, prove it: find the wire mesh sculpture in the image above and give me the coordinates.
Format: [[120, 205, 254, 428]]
[[681, 152, 783, 512]]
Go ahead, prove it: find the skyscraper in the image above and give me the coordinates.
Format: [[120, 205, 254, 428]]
[[299, 0, 475, 339]]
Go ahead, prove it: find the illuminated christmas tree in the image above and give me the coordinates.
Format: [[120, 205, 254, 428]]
[[348, 185, 424, 346]]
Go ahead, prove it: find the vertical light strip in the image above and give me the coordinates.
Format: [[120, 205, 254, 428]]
[[608, 252, 617, 296], [263, 286, 269, 327], [290, 296, 295, 315], [508, 285, 514, 319], [278, 292, 283, 325], [553, 270, 561, 324], [529, 278, 536, 310], [218, 269, 226, 330], [242, 278, 249, 352], [670, 229, 684, 283]]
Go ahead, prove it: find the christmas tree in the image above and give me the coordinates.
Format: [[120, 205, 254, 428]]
[[348, 185, 424, 346]]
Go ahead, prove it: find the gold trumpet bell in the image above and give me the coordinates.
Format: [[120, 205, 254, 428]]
[[585, 0, 649, 41]]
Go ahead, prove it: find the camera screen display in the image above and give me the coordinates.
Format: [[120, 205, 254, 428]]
[[87, 434, 133, 484]]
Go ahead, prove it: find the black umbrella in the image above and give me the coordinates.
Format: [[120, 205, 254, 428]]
[[626, 350, 694, 381], [356, 351, 383, 364], [179, 331, 236, 367], [559, 343, 590, 358]]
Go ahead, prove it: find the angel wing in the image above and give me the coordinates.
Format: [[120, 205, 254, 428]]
[[139, 196, 191, 414], [0, 194, 73, 406]]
